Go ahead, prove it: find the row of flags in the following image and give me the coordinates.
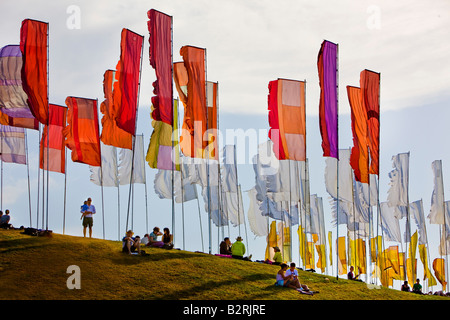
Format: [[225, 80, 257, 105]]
[[0, 9, 447, 291]]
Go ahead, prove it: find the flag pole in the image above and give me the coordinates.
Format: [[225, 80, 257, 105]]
[[63, 144, 67, 234]]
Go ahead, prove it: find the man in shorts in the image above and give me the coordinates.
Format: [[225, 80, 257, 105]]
[[81, 197, 96, 238]]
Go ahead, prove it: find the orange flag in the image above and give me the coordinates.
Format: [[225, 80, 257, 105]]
[[40, 104, 67, 173], [433, 258, 447, 288], [100, 70, 132, 149], [20, 19, 49, 125], [347, 86, 369, 183], [177, 46, 207, 158], [63, 97, 101, 167], [360, 69, 380, 175]]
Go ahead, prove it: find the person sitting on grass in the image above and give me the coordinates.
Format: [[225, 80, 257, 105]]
[[272, 246, 283, 265], [231, 236, 252, 261], [412, 279, 423, 294], [122, 230, 141, 255], [148, 227, 165, 248], [275, 263, 299, 290], [285, 262, 317, 294]]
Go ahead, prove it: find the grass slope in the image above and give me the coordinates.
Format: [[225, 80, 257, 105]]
[[0, 229, 445, 301]]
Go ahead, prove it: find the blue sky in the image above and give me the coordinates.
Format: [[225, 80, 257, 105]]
[[1, 0, 450, 289]]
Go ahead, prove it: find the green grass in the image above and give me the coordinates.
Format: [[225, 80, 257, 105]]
[[0, 229, 446, 300]]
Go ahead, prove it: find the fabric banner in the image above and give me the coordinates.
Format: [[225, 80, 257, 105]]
[[325, 148, 353, 202], [0, 45, 39, 130], [337, 236, 347, 275], [429, 160, 445, 224], [387, 152, 409, 208], [100, 70, 132, 149], [360, 69, 380, 175], [268, 78, 306, 161], [0, 124, 26, 164], [410, 199, 427, 245], [89, 142, 119, 187], [317, 40, 338, 159], [118, 134, 146, 185], [418, 244, 437, 287], [175, 46, 207, 158], [20, 19, 48, 125], [347, 86, 369, 183], [247, 187, 269, 237], [433, 258, 447, 288], [63, 96, 101, 166], [380, 202, 402, 243], [40, 104, 66, 173], [205, 81, 218, 160], [113, 29, 143, 135]]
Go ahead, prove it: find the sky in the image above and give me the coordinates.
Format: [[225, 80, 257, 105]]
[[1, 0, 450, 290]]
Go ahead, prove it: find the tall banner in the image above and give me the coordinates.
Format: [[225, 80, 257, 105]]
[[113, 29, 144, 136], [147, 9, 175, 169], [40, 104, 67, 173], [63, 96, 101, 167], [0, 45, 39, 130], [429, 160, 445, 224], [317, 40, 338, 159], [176, 46, 207, 158], [360, 69, 380, 175], [100, 69, 132, 149], [0, 124, 26, 164], [20, 19, 48, 125], [347, 86, 369, 183], [268, 78, 306, 161]]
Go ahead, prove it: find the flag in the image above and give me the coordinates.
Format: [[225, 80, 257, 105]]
[[63, 96, 101, 166], [100, 70, 132, 149], [429, 160, 445, 224], [337, 236, 347, 275], [247, 187, 269, 237], [324, 148, 353, 202], [89, 142, 119, 187], [317, 40, 338, 159], [418, 244, 437, 287], [0, 124, 26, 164], [347, 86, 369, 183], [118, 134, 146, 185], [433, 258, 447, 288], [380, 202, 402, 243], [147, 10, 176, 170], [40, 104, 66, 173], [20, 19, 48, 125], [113, 29, 143, 135], [360, 69, 380, 175], [410, 199, 427, 245], [205, 81, 218, 160], [175, 46, 207, 158], [387, 152, 409, 208], [268, 78, 306, 161], [0, 45, 39, 130]]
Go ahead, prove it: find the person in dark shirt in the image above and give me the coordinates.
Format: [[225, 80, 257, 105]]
[[219, 237, 232, 255], [347, 266, 362, 281]]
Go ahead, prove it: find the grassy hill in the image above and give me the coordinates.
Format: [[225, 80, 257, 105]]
[[0, 229, 446, 301]]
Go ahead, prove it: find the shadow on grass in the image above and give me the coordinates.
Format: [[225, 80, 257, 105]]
[[157, 273, 276, 300], [110, 249, 211, 265]]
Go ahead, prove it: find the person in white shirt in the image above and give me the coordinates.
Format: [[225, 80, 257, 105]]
[[81, 197, 96, 238], [285, 262, 315, 294]]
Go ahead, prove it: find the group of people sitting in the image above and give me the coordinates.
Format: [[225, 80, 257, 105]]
[[122, 226, 174, 255], [276, 262, 318, 295], [219, 236, 252, 261]]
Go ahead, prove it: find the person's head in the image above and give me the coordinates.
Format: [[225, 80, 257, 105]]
[[224, 237, 231, 244], [84, 201, 87, 205], [280, 263, 288, 271], [236, 236, 243, 242], [0, 211, 3, 216], [273, 246, 280, 252], [416, 278, 420, 283], [87, 198, 92, 204], [404, 281, 408, 285], [5, 209, 9, 215], [153, 227, 160, 233], [290, 262, 296, 270], [126, 230, 134, 237], [350, 266, 354, 272], [163, 227, 170, 235]]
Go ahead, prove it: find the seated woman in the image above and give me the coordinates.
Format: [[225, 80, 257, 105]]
[[148, 227, 165, 248], [162, 227, 174, 249], [275, 263, 298, 289], [122, 230, 141, 254], [272, 246, 283, 265]]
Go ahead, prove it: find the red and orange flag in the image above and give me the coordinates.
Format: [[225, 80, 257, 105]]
[[40, 104, 67, 173], [20, 19, 48, 125], [63, 97, 101, 167], [112, 29, 143, 136]]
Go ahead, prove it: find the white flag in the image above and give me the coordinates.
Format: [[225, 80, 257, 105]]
[[118, 135, 146, 185], [90, 142, 118, 187], [387, 152, 409, 208], [410, 199, 427, 245], [324, 149, 353, 203], [428, 160, 445, 224], [247, 188, 269, 237], [380, 202, 402, 243]]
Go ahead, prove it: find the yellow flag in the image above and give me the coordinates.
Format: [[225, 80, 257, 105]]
[[316, 244, 326, 273], [433, 258, 447, 288], [419, 244, 437, 287], [337, 237, 347, 275], [328, 231, 333, 266]]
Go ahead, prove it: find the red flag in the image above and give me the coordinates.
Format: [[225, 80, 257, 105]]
[[360, 69, 380, 175], [40, 104, 67, 173], [113, 29, 143, 136], [20, 19, 48, 125], [63, 97, 101, 167]]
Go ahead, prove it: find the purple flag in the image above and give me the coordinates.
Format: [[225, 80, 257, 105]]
[[317, 40, 338, 159], [0, 124, 26, 164]]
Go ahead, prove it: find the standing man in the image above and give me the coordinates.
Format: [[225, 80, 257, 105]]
[[81, 197, 96, 238]]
